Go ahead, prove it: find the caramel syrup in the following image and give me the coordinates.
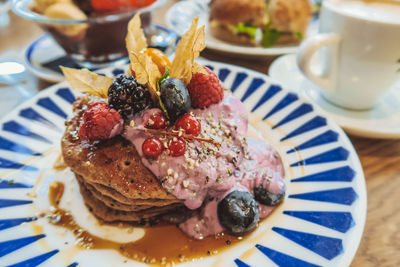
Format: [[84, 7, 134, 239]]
[[48, 182, 243, 265], [53, 153, 67, 171]]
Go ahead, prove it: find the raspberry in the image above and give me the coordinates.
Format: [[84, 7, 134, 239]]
[[187, 67, 224, 108], [78, 102, 123, 141]]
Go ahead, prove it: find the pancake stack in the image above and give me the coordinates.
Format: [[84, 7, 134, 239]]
[[61, 96, 185, 224]]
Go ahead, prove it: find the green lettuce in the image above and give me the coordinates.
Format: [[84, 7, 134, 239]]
[[262, 23, 282, 48], [235, 23, 258, 39]]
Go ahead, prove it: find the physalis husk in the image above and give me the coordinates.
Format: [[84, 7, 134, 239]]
[[126, 13, 161, 101], [170, 17, 207, 84], [60, 66, 113, 98]]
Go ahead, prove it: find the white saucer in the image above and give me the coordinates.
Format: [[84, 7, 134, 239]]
[[25, 34, 66, 83], [269, 54, 400, 139]]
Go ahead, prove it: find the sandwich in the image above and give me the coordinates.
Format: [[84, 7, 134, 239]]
[[209, 0, 312, 47]]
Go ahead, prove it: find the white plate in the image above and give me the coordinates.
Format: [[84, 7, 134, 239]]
[[269, 53, 400, 139], [166, 0, 318, 57], [0, 59, 366, 266]]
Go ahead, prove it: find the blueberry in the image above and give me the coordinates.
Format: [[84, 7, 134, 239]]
[[217, 190, 259, 235], [253, 183, 285, 206], [159, 78, 191, 123]]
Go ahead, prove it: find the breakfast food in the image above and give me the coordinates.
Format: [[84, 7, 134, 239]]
[[30, 0, 156, 65], [209, 0, 312, 47], [60, 13, 285, 245]]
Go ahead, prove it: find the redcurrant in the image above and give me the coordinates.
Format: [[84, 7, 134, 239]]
[[175, 114, 201, 136], [169, 138, 186, 157], [145, 110, 167, 129], [142, 137, 163, 158]]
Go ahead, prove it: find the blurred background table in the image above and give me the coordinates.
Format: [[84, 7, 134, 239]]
[[0, 0, 399, 266]]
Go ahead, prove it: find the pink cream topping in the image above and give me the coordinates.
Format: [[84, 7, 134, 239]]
[[124, 96, 285, 239]]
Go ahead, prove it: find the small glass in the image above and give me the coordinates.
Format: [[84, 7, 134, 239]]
[[0, 0, 11, 27], [12, 0, 165, 69]]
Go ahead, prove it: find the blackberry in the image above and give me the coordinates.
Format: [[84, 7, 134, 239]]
[[108, 75, 152, 118]]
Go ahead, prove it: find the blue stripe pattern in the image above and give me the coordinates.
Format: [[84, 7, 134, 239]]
[[19, 108, 58, 129], [241, 78, 265, 102], [37, 97, 67, 118], [0, 217, 37, 231], [2, 121, 52, 144], [272, 227, 343, 260], [204, 65, 214, 71], [273, 103, 313, 129], [218, 68, 231, 82], [264, 93, 298, 119], [112, 68, 124, 76], [290, 147, 350, 167], [283, 211, 355, 233], [231, 72, 248, 93], [289, 187, 358, 205], [0, 234, 45, 257], [56, 88, 76, 104], [251, 85, 282, 112], [234, 259, 251, 267], [292, 166, 356, 182], [0, 158, 37, 171], [0, 198, 32, 208], [6, 249, 59, 267], [281, 116, 327, 142], [0, 180, 32, 189], [287, 130, 339, 154], [256, 244, 321, 267], [0, 64, 363, 267], [0, 136, 41, 156]]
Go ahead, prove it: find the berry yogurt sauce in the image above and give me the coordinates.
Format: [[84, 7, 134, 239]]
[[124, 96, 285, 239]]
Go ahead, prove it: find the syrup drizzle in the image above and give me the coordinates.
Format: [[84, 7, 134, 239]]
[[48, 182, 243, 265]]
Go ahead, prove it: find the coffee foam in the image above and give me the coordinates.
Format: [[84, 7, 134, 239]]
[[328, 0, 400, 24]]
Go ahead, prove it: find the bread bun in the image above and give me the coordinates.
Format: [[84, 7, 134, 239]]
[[268, 0, 312, 34], [209, 21, 257, 46], [209, 0, 267, 27]]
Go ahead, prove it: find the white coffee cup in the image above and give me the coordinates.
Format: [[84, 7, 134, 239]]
[[297, 0, 400, 110]]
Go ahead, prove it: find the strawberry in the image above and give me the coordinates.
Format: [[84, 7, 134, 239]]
[[91, 0, 125, 11], [127, 0, 156, 8]]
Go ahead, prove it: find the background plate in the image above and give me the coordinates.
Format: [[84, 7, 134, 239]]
[[166, 0, 318, 57], [0, 59, 366, 267]]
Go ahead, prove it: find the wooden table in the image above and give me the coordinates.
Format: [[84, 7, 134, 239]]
[[1, 1, 399, 266]]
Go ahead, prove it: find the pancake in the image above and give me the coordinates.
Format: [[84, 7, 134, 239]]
[[88, 180, 180, 206], [62, 96, 177, 200], [77, 174, 185, 223], [76, 174, 153, 212], [62, 96, 184, 224]]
